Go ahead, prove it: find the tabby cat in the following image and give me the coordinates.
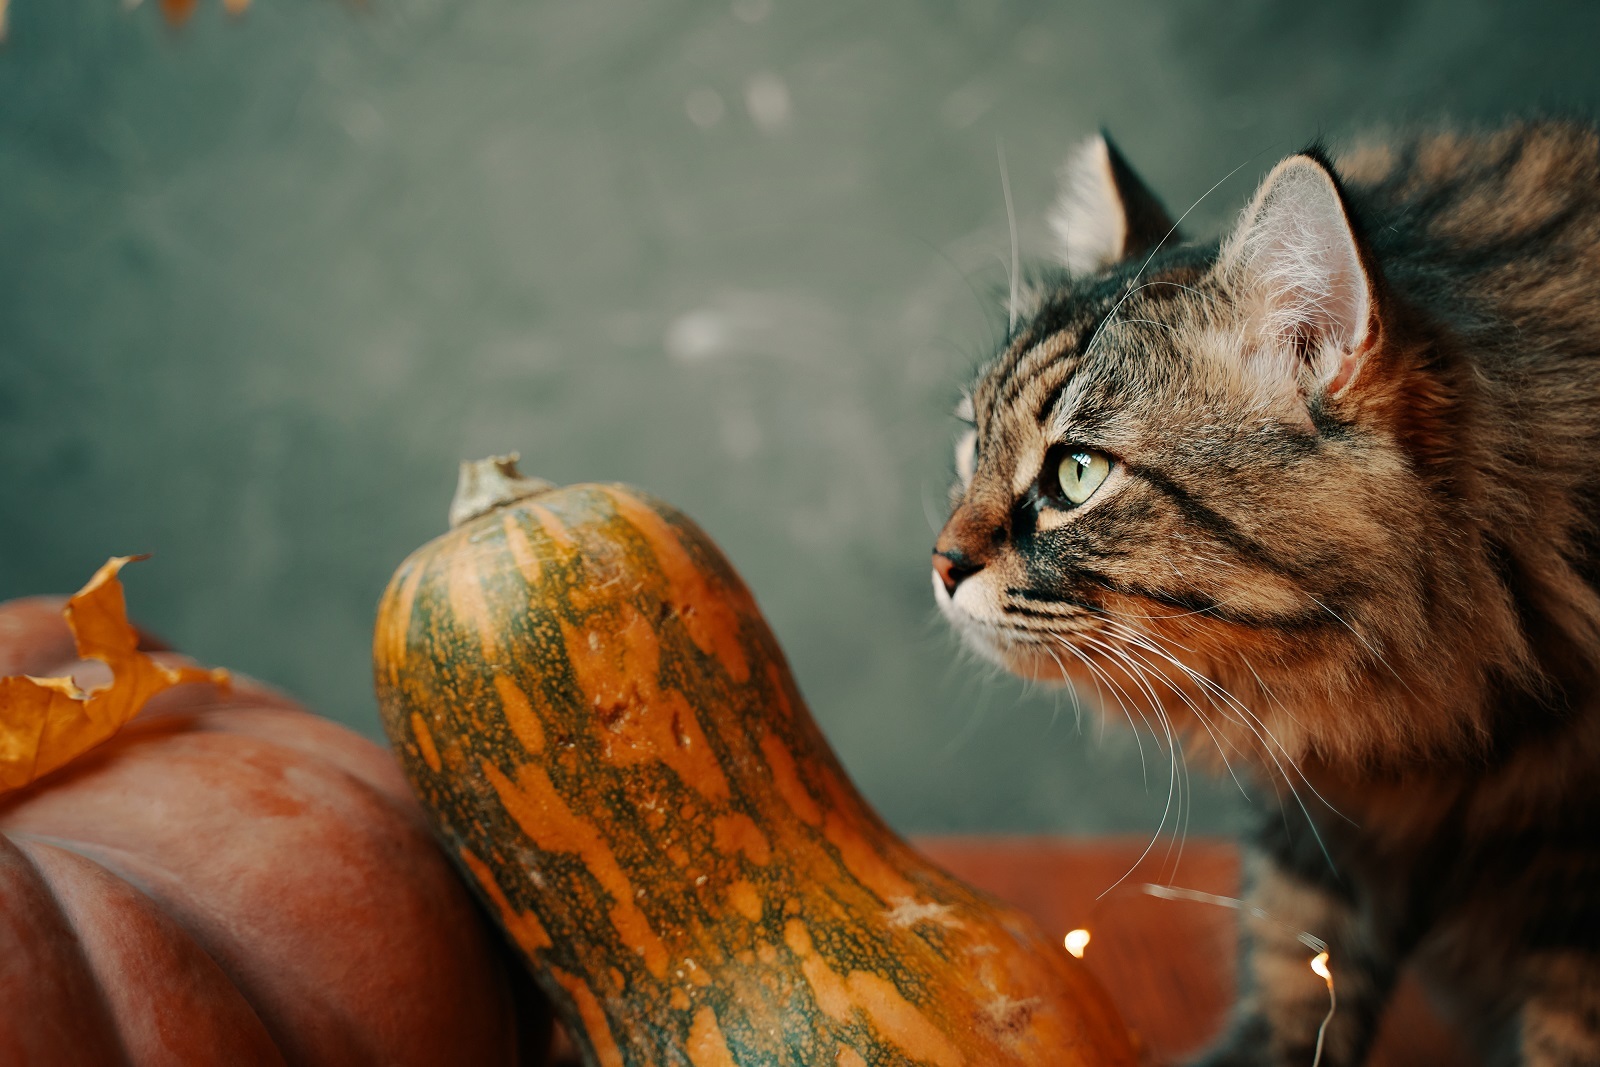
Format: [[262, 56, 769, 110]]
[[933, 120, 1600, 1066]]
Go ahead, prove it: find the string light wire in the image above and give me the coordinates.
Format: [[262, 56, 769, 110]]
[[1309, 951, 1336, 1067], [1132, 884, 1337, 1067]]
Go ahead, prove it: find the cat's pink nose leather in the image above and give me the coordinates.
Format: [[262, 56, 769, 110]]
[[933, 552, 981, 596]]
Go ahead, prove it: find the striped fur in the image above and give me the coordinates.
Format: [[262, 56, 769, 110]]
[[935, 121, 1600, 1066]]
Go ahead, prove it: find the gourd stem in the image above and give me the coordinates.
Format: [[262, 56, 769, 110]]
[[448, 454, 556, 529]]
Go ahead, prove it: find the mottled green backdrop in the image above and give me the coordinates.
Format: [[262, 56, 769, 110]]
[[4, 0, 1598, 836]]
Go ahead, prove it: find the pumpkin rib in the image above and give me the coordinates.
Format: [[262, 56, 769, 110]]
[[0, 588, 527, 1067], [176, 705, 425, 813], [7, 759, 478, 1065], [0, 834, 134, 1066], [18, 836, 289, 1067], [3, 697, 422, 840]]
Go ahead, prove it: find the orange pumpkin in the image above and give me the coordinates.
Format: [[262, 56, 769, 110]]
[[374, 457, 1138, 1066], [0, 591, 533, 1065]]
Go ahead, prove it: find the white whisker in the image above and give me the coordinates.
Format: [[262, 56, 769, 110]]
[[1083, 631, 1252, 800], [1063, 638, 1152, 785], [1100, 618, 1349, 867], [997, 136, 1020, 335], [1049, 635, 1183, 890]]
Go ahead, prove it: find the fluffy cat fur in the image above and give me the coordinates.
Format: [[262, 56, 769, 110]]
[[934, 120, 1600, 1066]]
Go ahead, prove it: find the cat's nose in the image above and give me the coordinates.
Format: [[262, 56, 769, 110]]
[[933, 551, 982, 596]]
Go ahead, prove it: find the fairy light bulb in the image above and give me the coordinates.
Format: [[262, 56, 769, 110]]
[[1063, 928, 1091, 958], [1136, 883, 1338, 1067], [1309, 952, 1336, 1067]]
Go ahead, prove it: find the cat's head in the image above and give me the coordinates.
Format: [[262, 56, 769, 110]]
[[934, 133, 1526, 770]]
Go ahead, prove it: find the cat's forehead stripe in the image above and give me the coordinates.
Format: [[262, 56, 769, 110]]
[[1032, 343, 1101, 426], [999, 315, 1156, 440], [1007, 301, 1107, 390], [996, 329, 1077, 414], [985, 281, 1148, 426], [982, 320, 1104, 430], [981, 288, 1106, 406]]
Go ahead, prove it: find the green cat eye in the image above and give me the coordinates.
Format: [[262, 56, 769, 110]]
[[1055, 449, 1111, 506]]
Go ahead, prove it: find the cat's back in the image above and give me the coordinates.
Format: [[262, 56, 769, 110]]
[[1336, 119, 1600, 340], [1338, 118, 1600, 247], [1330, 121, 1600, 685]]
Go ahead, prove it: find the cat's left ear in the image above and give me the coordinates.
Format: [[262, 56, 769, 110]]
[[1051, 132, 1178, 274], [1220, 150, 1378, 397]]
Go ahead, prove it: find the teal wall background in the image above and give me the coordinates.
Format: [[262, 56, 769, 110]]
[[4, 0, 1599, 837]]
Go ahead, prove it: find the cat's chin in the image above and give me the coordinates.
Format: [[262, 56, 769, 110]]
[[948, 623, 1077, 688], [948, 617, 1328, 773]]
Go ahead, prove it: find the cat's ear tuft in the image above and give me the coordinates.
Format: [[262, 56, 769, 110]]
[[1051, 132, 1178, 275], [1221, 152, 1376, 395]]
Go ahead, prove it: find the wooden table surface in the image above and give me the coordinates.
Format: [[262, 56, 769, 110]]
[[545, 837, 1474, 1065], [919, 837, 1472, 1066]]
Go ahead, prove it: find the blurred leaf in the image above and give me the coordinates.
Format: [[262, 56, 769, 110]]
[[157, 0, 252, 26], [161, 0, 199, 25], [0, 557, 228, 793]]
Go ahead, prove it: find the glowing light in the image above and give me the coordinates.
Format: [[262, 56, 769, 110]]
[[1309, 952, 1336, 1067], [1063, 929, 1091, 958]]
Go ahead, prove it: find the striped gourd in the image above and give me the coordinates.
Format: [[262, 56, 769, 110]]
[[373, 457, 1137, 1067]]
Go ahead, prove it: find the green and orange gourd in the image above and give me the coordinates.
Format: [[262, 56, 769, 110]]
[[373, 456, 1138, 1067]]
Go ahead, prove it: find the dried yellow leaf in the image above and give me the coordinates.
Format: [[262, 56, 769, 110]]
[[0, 557, 228, 794]]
